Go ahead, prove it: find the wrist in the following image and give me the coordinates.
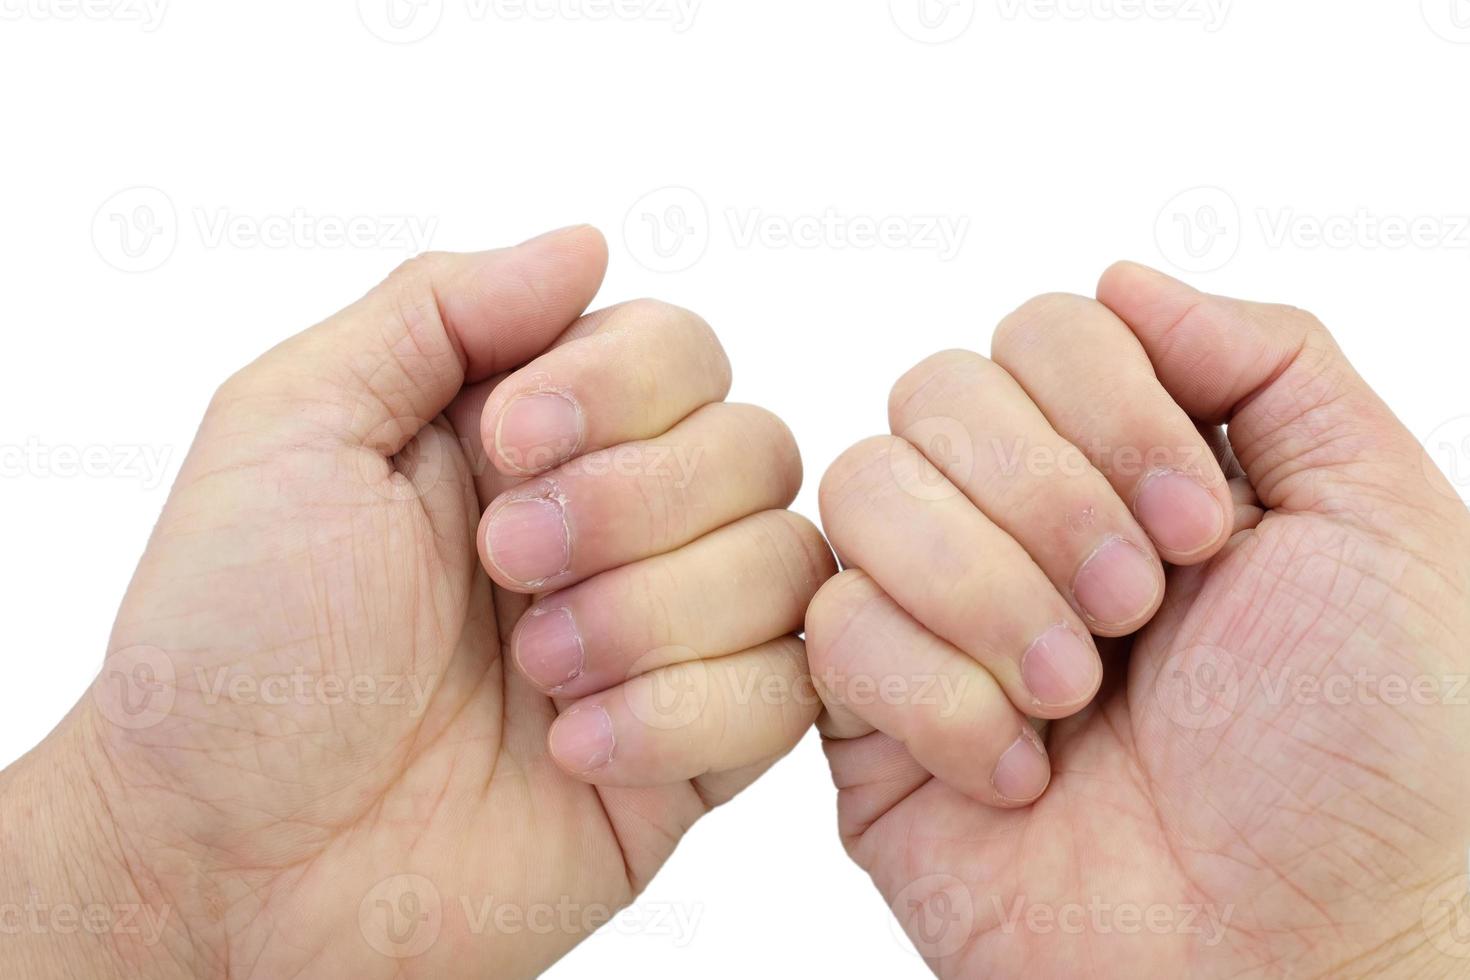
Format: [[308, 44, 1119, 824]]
[[0, 706, 195, 980]]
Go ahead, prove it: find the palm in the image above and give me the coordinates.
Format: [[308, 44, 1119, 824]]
[[851, 501, 1470, 978], [90, 379, 708, 978]]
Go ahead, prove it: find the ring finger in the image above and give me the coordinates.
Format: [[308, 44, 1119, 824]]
[[478, 401, 802, 592]]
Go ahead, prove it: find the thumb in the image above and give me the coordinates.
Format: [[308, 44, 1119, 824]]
[[1096, 261, 1462, 537], [224, 225, 608, 455]]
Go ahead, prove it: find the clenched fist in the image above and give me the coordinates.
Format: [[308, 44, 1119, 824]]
[[808, 262, 1470, 978], [0, 226, 834, 979]]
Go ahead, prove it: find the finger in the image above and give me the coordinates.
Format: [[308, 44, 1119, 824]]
[[483, 299, 733, 477], [889, 350, 1167, 634], [232, 225, 608, 453], [987, 293, 1233, 564], [511, 510, 835, 696], [545, 637, 818, 786], [822, 731, 933, 846], [443, 300, 621, 509], [820, 436, 1104, 718], [806, 570, 1051, 807], [1096, 261, 1459, 530], [479, 402, 801, 592]]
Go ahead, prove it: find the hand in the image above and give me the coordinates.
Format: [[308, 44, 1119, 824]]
[[807, 262, 1470, 977], [0, 226, 833, 979]]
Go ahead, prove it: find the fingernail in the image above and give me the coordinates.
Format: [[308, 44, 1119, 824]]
[[1072, 536, 1160, 629], [1021, 625, 1101, 709], [496, 392, 585, 474], [992, 727, 1050, 804], [549, 705, 615, 774], [1134, 470, 1225, 557], [515, 607, 585, 691], [486, 497, 571, 587]]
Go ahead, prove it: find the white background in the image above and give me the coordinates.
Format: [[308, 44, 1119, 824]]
[[3, 1, 1470, 977]]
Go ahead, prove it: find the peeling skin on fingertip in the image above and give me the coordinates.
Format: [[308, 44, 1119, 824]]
[[485, 478, 574, 590], [1067, 505, 1097, 534]]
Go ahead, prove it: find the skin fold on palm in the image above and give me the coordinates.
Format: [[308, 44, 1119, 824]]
[[809, 264, 1470, 979], [0, 226, 832, 979]]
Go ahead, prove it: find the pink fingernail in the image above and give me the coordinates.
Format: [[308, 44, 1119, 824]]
[[549, 705, 615, 774], [515, 607, 585, 691], [496, 392, 585, 474], [1134, 470, 1225, 557], [486, 497, 571, 587], [1072, 536, 1161, 629], [1021, 625, 1101, 709], [992, 728, 1050, 804]]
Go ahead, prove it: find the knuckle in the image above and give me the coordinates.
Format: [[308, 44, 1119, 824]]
[[819, 435, 909, 520], [614, 298, 719, 352], [991, 292, 1093, 359], [888, 349, 994, 429], [208, 365, 263, 415], [1265, 302, 1328, 337], [614, 299, 733, 400], [722, 403, 803, 495], [382, 251, 443, 301], [749, 510, 837, 601], [805, 569, 882, 672], [613, 296, 691, 331]]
